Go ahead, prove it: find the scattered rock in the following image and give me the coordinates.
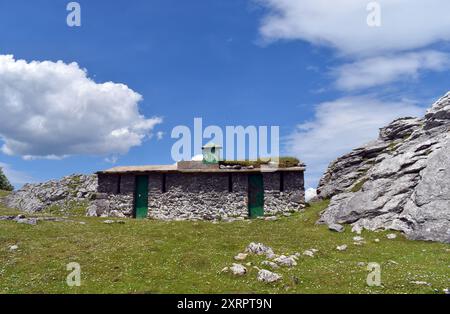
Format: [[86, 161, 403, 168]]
[[16, 218, 38, 225], [387, 233, 397, 240], [303, 250, 315, 257], [230, 263, 247, 276], [274, 255, 297, 267], [374, 238, 380, 243], [410, 281, 431, 286], [357, 262, 365, 267], [0, 215, 16, 221], [351, 225, 363, 235], [353, 236, 364, 242], [444, 288, 449, 294], [103, 220, 125, 224], [234, 253, 248, 261], [261, 261, 279, 269], [257, 269, 282, 283], [245, 242, 274, 257], [9, 245, 19, 251], [264, 216, 278, 221], [336, 245, 348, 251], [329, 223, 345, 233]]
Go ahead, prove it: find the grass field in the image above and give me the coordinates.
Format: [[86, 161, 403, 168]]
[[0, 190, 448, 294]]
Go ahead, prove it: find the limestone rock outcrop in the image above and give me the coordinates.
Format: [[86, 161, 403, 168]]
[[317, 92, 450, 243], [4, 174, 97, 213]]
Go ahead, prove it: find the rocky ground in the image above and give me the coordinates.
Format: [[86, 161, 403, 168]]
[[1, 199, 448, 294], [4, 174, 97, 213], [317, 92, 450, 243]]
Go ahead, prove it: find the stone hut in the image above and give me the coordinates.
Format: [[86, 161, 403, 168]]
[[93, 153, 305, 220]]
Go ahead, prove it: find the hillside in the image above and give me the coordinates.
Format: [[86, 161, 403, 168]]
[[0, 195, 448, 294]]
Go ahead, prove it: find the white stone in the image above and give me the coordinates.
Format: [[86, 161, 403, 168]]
[[234, 253, 248, 261], [9, 245, 19, 251], [261, 260, 279, 269], [230, 263, 247, 276], [387, 233, 397, 240], [245, 242, 274, 256], [410, 281, 431, 286], [274, 255, 297, 267], [351, 225, 363, 235], [257, 269, 282, 283], [336, 245, 348, 251], [303, 250, 315, 257], [329, 223, 345, 233]]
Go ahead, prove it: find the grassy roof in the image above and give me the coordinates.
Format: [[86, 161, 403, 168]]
[[220, 157, 302, 168]]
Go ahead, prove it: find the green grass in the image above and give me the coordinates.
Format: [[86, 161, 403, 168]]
[[220, 156, 301, 168], [350, 178, 368, 193], [0, 190, 10, 198], [0, 199, 448, 294]]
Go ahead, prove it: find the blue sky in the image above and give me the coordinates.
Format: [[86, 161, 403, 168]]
[[1, 0, 450, 190]]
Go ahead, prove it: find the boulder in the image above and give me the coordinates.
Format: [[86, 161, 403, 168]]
[[257, 269, 282, 283], [261, 261, 279, 269], [329, 223, 345, 233], [317, 92, 450, 243], [234, 253, 248, 261], [245, 242, 275, 257], [273, 255, 297, 267], [230, 263, 247, 276]]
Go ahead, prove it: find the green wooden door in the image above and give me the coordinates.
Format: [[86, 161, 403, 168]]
[[135, 176, 149, 219], [248, 174, 264, 218]]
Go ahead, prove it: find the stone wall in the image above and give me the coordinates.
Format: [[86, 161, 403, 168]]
[[88, 174, 134, 218], [92, 171, 305, 220], [148, 173, 249, 220], [263, 172, 305, 216]]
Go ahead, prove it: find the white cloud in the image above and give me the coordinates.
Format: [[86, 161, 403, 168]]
[[305, 188, 317, 202], [0, 162, 35, 187], [257, 0, 450, 56], [333, 51, 450, 90], [285, 96, 424, 187], [104, 156, 119, 164], [156, 131, 165, 140], [0, 55, 162, 159]]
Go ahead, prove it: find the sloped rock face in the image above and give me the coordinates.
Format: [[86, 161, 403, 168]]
[[4, 174, 97, 213], [317, 92, 450, 243]]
